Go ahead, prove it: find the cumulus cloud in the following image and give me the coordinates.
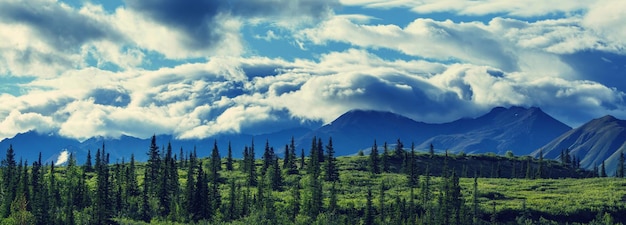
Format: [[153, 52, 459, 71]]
[[0, 0, 338, 77], [0, 110, 56, 139], [299, 16, 520, 71], [1, 0, 625, 143], [123, 0, 338, 57], [1, 47, 625, 141], [0, 0, 122, 51]]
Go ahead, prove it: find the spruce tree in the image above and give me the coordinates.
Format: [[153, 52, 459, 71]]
[[306, 136, 323, 219], [179, 147, 186, 168], [146, 135, 161, 197], [16, 160, 29, 213], [31, 153, 49, 225], [268, 157, 283, 191], [183, 151, 197, 220], [289, 179, 301, 222], [308, 136, 321, 176], [525, 157, 533, 179], [262, 140, 274, 175], [193, 162, 210, 221], [618, 152, 625, 178], [420, 167, 431, 207], [208, 141, 222, 218], [300, 148, 306, 170], [93, 144, 112, 224], [364, 187, 374, 225], [226, 141, 234, 171], [394, 139, 404, 159], [317, 138, 324, 163], [247, 140, 257, 187], [227, 179, 237, 221], [324, 137, 339, 182], [288, 137, 298, 174], [139, 178, 151, 222], [382, 142, 390, 173], [448, 171, 462, 225], [158, 142, 175, 217], [169, 144, 180, 218], [536, 149, 544, 178], [407, 143, 418, 187], [83, 149, 93, 173], [125, 154, 140, 219], [282, 144, 290, 170], [1, 144, 18, 217], [379, 181, 386, 223], [242, 146, 250, 173], [369, 140, 380, 174], [63, 153, 83, 222], [328, 182, 338, 214]]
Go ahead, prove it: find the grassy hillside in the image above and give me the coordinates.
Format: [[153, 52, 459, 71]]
[[6, 149, 623, 225], [169, 153, 621, 224]]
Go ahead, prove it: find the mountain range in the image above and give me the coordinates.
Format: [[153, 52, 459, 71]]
[[297, 106, 573, 156], [0, 106, 625, 175], [532, 115, 626, 175]]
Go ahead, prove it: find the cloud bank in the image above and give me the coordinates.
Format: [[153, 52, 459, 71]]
[[0, 0, 625, 142]]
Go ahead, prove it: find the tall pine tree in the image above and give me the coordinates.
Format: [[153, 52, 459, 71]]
[[1, 145, 18, 217], [324, 137, 339, 182], [369, 140, 380, 174], [381, 142, 390, 173], [226, 141, 234, 171], [93, 144, 112, 224], [284, 137, 298, 175], [146, 135, 161, 197], [618, 152, 625, 178], [208, 140, 222, 218]]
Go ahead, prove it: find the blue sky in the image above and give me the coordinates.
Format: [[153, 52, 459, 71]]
[[0, 0, 625, 141]]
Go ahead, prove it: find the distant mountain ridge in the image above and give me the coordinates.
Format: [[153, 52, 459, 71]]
[[3, 106, 625, 174], [416, 106, 572, 155], [532, 115, 626, 175], [301, 106, 572, 156]]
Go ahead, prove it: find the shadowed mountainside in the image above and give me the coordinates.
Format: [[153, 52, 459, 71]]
[[532, 115, 626, 175]]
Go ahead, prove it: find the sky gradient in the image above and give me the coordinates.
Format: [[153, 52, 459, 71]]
[[0, 0, 625, 141]]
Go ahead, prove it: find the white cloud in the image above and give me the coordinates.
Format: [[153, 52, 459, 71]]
[[0, 48, 625, 141], [299, 16, 519, 70], [254, 30, 281, 42], [0, 110, 56, 139], [1, 0, 625, 142], [55, 150, 70, 166], [340, 0, 591, 17], [583, 0, 626, 49]]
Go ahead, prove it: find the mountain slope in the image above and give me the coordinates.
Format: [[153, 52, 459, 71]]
[[1, 106, 580, 163], [300, 106, 571, 156], [295, 109, 469, 155], [533, 115, 626, 174], [416, 106, 572, 155]]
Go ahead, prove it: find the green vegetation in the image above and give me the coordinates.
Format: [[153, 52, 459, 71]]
[[0, 137, 624, 225]]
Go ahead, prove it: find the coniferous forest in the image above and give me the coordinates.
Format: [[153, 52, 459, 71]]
[[1, 136, 625, 225]]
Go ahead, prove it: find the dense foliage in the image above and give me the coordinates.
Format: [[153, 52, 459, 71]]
[[0, 136, 624, 225]]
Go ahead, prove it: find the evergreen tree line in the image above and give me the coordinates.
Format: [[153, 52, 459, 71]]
[[0, 137, 614, 224]]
